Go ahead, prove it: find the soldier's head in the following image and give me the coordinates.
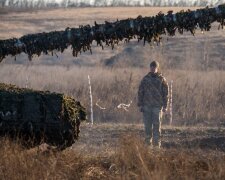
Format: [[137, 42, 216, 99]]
[[150, 61, 159, 73]]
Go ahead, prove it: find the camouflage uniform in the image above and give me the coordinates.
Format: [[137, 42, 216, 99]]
[[138, 72, 169, 147]]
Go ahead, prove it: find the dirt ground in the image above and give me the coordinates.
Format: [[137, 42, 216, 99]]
[[73, 123, 225, 154]]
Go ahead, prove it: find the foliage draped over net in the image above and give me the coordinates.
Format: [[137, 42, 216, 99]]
[[0, 83, 86, 147], [0, 4, 225, 61]]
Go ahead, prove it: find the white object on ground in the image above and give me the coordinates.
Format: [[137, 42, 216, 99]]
[[117, 101, 132, 112]]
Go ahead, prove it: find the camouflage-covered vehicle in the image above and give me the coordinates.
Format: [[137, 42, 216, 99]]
[[0, 83, 86, 149]]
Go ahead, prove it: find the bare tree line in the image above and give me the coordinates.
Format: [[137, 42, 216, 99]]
[[0, 0, 224, 10]]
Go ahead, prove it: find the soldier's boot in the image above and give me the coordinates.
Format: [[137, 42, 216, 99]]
[[152, 138, 161, 149], [144, 136, 152, 146], [152, 120, 161, 149]]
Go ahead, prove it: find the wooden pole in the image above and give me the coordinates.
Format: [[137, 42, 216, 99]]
[[170, 80, 173, 126], [88, 75, 94, 126]]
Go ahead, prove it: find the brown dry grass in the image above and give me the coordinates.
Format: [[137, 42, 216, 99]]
[[0, 132, 225, 180], [0, 7, 199, 39], [0, 64, 224, 125]]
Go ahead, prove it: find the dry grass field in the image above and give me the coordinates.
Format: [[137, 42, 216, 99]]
[[0, 6, 225, 179], [1, 124, 225, 179], [0, 7, 200, 39]]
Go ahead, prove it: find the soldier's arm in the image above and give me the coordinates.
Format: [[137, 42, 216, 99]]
[[162, 77, 169, 109], [137, 79, 145, 107]]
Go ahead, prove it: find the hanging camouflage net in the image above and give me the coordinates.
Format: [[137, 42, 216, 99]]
[[0, 83, 86, 149], [0, 4, 225, 61]]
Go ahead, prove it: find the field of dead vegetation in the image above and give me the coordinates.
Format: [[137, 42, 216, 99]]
[[1, 123, 225, 179], [0, 6, 225, 180]]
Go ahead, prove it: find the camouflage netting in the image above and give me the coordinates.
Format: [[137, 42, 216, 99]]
[[0, 4, 225, 61], [0, 83, 86, 149]]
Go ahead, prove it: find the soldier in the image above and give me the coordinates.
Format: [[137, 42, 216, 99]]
[[138, 61, 169, 148]]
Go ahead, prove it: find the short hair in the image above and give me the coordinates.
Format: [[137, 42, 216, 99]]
[[150, 61, 159, 68]]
